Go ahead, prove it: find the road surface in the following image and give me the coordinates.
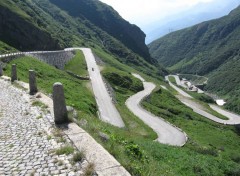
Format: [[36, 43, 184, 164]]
[[165, 76, 193, 98], [126, 74, 187, 146], [78, 48, 125, 127], [0, 48, 125, 128], [167, 75, 240, 125]]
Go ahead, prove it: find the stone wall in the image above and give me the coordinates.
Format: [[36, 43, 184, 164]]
[[27, 51, 75, 70], [0, 50, 75, 70]]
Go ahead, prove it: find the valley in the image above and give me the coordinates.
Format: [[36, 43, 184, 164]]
[[0, 0, 240, 175]]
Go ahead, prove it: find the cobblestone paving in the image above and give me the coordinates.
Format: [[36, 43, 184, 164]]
[[0, 78, 84, 176]]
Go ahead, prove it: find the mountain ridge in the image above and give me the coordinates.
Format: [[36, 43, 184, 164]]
[[0, 0, 156, 66], [149, 5, 240, 113]]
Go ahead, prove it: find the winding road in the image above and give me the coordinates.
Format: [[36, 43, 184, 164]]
[[126, 74, 187, 146], [72, 48, 125, 128], [1, 48, 125, 128], [166, 75, 240, 125]]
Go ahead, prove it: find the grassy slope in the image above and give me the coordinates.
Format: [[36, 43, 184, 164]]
[[4, 56, 96, 115], [91, 50, 240, 175], [0, 41, 17, 54], [3, 51, 240, 175], [168, 76, 229, 120], [143, 89, 240, 176], [64, 50, 88, 76], [148, 6, 240, 114], [2, 50, 240, 176]]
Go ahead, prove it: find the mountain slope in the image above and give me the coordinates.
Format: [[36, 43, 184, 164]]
[[0, 0, 156, 68], [49, 0, 151, 60], [149, 6, 240, 113]]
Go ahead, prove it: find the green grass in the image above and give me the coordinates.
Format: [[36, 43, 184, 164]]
[[32, 101, 48, 109], [4, 56, 97, 116], [168, 76, 177, 84], [4, 54, 240, 175], [169, 76, 229, 120], [142, 88, 240, 176], [64, 50, 88, 76], [0, 41, 17, 55], [72, 151, 85, 163], [83, 163, 95, 176], [56, 145, 74, 155]]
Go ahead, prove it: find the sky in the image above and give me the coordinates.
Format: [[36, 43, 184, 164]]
[[99, 0, 240, 42], [99, 0, 216, 26]]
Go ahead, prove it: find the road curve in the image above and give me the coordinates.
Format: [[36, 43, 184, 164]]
[[166, 75, 240, 125], [126, 74, 187, 146], [165, 76, 193, 98], [0, 48, 125, 127]]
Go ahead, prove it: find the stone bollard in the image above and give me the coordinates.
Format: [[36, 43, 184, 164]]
[[53, 82, 68, 124], [29, 70, 38, 95], [11, 64, 17, 82], [0, 64, 3, 76]]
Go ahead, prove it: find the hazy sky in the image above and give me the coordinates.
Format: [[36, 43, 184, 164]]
[[99, 0, 216, 26]]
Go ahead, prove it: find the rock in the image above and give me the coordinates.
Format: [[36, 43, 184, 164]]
[[29, 70, 38, 95], [53, 82, 68, 124], [79, 119, 88, 127], [11, 64, 17, 82], [98, 132, 110, 142], [0, 64, 3, 76], [35, 93, 42, 98], [66, 106, 74, 112]]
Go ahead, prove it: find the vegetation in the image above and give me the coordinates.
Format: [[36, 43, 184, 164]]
[[64, 50, 88, 76], [168, 76, 229, 120], [83, 163, 95, 176], [72, 151, 85, 163], [142, 88, 240, 176], [0, 41, 17, 54], [1, 0, 240, 174], [3, 50, 240, 175], [149, 6, 240, 114], [56, 145, 74, 155], [4, 56, 97, 115], [0, 0, 157, 66], [102, 67, 144, 93]]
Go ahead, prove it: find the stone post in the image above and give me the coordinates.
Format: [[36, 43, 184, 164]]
[[29, 70, 38, 95], [11, 64, 17, 82], [0, 64, 3, 76], [53, 82, 68, 124]]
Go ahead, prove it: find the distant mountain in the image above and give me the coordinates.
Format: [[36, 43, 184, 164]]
[[0, 0, 154, 65], [49, 0, 151, 60], [149, 6, 240, 113], [145, 0, 240, 43]]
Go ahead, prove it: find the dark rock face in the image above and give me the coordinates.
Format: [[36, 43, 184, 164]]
[[0, 5, 61, 51], [49, 0, 151, 60]]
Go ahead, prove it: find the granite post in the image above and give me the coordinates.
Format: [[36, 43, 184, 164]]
[[29, 70, 38, 95], [11, 64, 17, 82], [53, 82, 68, 124], [0, 64, 3, 76]]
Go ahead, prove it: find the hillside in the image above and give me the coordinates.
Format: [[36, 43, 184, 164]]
[[49, 0, 151, 60], [149, 5, 240, 113], [0, 0, 157, 70]]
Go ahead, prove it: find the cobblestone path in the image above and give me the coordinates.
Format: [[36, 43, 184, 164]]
[[0, 78, 83, 176]]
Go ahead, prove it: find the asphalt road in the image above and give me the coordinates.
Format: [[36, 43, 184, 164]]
[[165, 76, 193, 98], [79, 48, 125, 127], [167, 75, 240, 125], [126, 74, 187, 146]]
